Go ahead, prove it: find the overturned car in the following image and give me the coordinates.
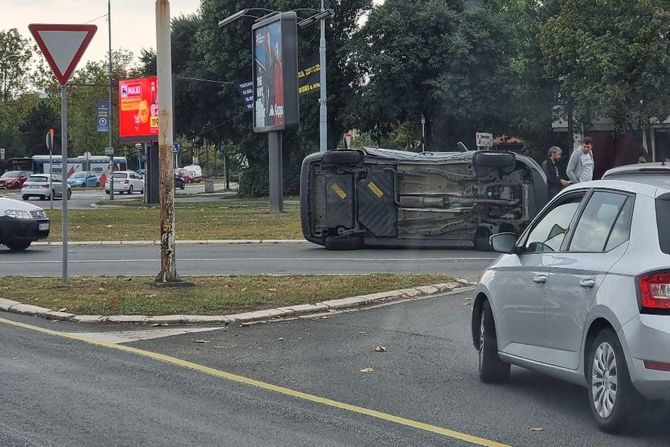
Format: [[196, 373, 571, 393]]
[[300, 148, 547, 250]]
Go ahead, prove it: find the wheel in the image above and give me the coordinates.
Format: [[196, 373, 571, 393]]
[[128, 185, 134, 195], [587, 328, 641, 433], [67, 189, 72, 199], [5, 240, 31, 251], [324, 236, 363, 250], [39, 196, 46, 201], [95, 181, 100, 187], [22, 195, 28, 201], [473, 227, 492, 251], [322, 150, 363, 165], [180, 183, 185, 190], [105, 190, 110, 194], [477, 300, 510, 383]]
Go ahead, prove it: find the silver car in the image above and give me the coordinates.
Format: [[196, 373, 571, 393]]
[[471, 177, 670, 433]]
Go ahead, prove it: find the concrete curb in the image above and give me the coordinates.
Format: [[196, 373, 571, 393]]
[[33, 239, 310, 246], [0, 280, 477, 325]]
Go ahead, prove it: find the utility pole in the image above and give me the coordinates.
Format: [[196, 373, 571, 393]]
[[319, 0, 328, 153], [155, 0, 180, 283]]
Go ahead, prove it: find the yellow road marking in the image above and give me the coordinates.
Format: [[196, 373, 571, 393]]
[[0, 317, 510, 447], [367, 181, 384, 198], [331, 183, 347, 200]]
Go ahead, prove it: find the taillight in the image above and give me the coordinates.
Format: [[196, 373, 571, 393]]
[[639, 272, 670, 311]]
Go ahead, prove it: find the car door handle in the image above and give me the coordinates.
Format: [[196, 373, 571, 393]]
[[579, 279, 596, 288], [533, 275, 548, 284]]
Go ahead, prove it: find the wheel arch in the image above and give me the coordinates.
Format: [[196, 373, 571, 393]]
[[471, 292, 489, 349], [583, 318, 616, 380]]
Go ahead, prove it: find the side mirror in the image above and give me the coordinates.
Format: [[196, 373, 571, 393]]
[[490, 232, 517, 253]]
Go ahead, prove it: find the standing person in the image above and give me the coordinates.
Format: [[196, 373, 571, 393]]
[[542, 146, 571, 199], [566, 136, 594, 184]]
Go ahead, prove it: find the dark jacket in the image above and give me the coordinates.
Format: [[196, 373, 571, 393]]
[[542, 159, 561, 199]]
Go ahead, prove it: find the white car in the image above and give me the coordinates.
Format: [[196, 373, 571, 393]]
[[21, 174, 72, 201], [105, 171, 144, 195], [0, 197, 50, 251]]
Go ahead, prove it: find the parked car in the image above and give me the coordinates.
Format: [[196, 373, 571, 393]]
[[67, 170, 100, 187], [602, 162, 670, 185], [0, 170, 32, 189], [105, 170, 144, 195], [21, 174, 72, 200], [471, 177, 670, 432], [174, 174, 186, 190], [0, 197, 50, 251], [300, 148, 547, 250], [183, 164, 203, 183]]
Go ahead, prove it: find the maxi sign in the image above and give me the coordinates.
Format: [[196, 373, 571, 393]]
[[251, 13, 298, 133], [119, 76, 159, 143]]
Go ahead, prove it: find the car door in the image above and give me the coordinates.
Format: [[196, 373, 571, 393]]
[[543, 190, 634, 369], [54, 176, 63, 196], [493, 192, 586, 360]]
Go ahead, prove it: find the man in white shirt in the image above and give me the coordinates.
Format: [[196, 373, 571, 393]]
[[566, 136, 594, 183]]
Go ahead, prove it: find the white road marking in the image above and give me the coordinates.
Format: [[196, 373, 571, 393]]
[[64, 326, 224, 344]]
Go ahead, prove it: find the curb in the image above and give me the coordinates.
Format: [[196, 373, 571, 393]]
[[33, 240, 310, 246], [0, 279, 477, 325]]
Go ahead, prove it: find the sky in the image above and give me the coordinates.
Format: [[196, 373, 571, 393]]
[[2, 0, 384, 66]]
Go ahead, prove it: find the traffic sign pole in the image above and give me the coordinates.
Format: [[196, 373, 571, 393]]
[[61, 85, 69, 284]]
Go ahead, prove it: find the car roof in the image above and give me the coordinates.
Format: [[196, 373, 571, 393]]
[[603, 162, 670, 177], [560, 178, 668, 198]]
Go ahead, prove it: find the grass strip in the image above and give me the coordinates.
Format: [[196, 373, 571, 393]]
[[45, 201, 302, 241], [0, 274, 454, 316]]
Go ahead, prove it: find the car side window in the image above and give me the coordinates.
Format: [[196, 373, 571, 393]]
[[604, 197, 633, 251], [524, 194, 584, 253], [569, 191, 629, 253]]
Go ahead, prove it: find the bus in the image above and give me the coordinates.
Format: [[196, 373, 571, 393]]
[[3, 155, 127, 185]]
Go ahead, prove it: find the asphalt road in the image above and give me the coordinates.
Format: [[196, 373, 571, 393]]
[[0, 243, 497, 279], [1, 290, 668, 446]]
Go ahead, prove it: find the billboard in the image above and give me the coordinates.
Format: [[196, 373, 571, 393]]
[[252, 12, 299, 133], [119, 76, 158, 143]]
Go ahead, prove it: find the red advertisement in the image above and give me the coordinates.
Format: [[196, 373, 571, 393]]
[[119, 76, 158, 141]]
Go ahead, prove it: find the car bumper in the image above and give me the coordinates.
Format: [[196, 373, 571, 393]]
[[0, 216, 50, 243], [621, 314, 670, 400]]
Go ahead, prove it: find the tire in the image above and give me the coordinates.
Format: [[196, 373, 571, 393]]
[[39, 196, 46, 201], [180, 183, 185, 190], [587, 328, 641, 433], [477, 300, 511, 383], [67, 189, 72, 199], [128, 185, 134, 195], [22, 195, 28, 201], [6, 240, 31, 251], [105, 190, 110, 195], [324, 236, 363, 250], [95, 181, 100, 187], [322, 150, 363, 165], [473, 227, 492, 251]]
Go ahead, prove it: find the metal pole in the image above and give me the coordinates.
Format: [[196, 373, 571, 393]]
[[421, 115, 425, 152], [268, 131, 283, 213], [319, 0, 328, 152], [108, 0, 115, 200], [155, 0, 179, 283], [49, 139, 53, 210], [60, 85, 69, 284]]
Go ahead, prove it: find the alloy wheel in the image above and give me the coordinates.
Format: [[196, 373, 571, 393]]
[[591, 341, 618, 419]]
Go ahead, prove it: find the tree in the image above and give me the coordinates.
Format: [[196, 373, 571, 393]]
[[0, 29, 34, 103], [18, 99, 59, 157], [346, 0, 512, 150], [540, 0, 670, 135]]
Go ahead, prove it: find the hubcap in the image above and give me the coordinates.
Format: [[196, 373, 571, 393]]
[[591, 341, 618, 419]]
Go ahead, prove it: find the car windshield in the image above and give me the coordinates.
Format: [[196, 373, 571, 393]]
[[71, 172, 88, 178], [2, 171, 22, 178]]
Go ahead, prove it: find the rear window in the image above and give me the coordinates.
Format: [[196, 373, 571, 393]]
[[657, 194, 670, 254], [112, 173, 128, 179], [606, 173, 670, 190], [29, 176, 49, 183], [2, 171, 22, 178]]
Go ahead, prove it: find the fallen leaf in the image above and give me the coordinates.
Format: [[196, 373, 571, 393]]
[[193, 339, 209, 344], [105, 225, 113, 229], [360, 367, 375, 373], [375, 346, 387, 352], [268, 288, 278, 292], [98, 287, 106, 292], [240, 287, 248, 292], [278, 337, 284, 341], [58, 308, 67, 312], [530, 427, 544, 432]]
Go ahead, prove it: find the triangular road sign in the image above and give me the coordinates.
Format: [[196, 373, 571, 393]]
[[29, 24, 97, 86]]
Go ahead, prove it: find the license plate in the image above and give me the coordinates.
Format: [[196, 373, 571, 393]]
[[39, 223, 49, 231]]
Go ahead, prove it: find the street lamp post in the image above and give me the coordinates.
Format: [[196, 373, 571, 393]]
[[319, 0, 327, 153]]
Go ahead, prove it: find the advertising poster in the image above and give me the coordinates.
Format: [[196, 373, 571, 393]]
[[254, 21, 284, 129], [297, 54, 320, 95], [119, 76, 159, 142]]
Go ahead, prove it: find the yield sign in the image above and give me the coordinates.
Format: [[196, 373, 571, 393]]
[[29, 24, 97, 86]]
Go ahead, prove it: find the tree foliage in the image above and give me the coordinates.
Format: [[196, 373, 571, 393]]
[[0, 29, 34, 103]]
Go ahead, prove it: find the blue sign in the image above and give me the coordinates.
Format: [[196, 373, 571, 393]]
[[173, 143, 181, 153], [96, 101, 110, 132]]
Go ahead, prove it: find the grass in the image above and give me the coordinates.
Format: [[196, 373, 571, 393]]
[[0, 274, 455, 316], [45, 200, 302, 241]]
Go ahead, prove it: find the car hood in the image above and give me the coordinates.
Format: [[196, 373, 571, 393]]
[[0, 197, 45, 212]]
